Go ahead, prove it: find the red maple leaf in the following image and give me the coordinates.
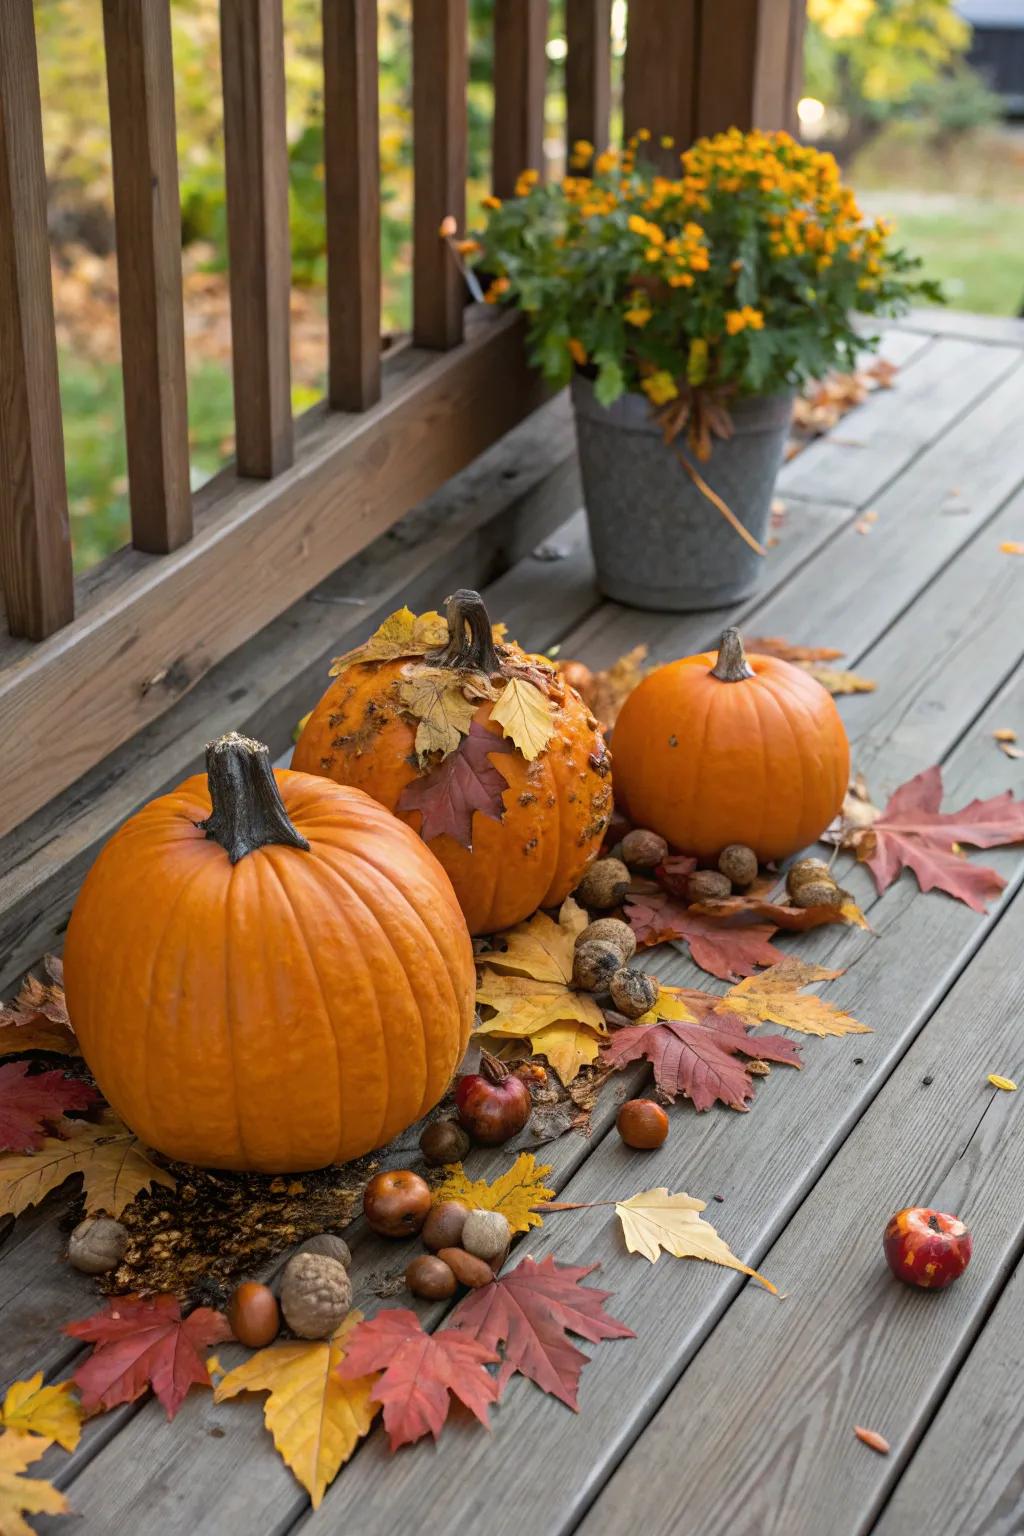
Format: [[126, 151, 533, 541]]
[[336, 1306, 500, 1449], [653, 855, 697, 895], [602, 998, 802, 1111], [0, 1061, 98, 1152], [397, 720, 515, 849], [67, 1294, 233, 1420], [448, 1255, 634, 1410], [625, 891, 786, 981], [847, 765, 1024, 912]]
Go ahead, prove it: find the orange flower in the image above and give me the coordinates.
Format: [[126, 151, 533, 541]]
[[568, 337, 588, 366]]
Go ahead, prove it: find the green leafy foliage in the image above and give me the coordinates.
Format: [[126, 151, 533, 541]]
[[471, 129, 940, 411]]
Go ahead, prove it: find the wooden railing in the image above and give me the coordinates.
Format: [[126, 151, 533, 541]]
[[0, 0, 804, 840]]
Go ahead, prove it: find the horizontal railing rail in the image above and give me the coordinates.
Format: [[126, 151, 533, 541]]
[[0, 0, 804, 839]]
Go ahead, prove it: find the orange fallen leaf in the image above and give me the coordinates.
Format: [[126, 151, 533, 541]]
[[999, 541, 1024, 555], [987, 1073, 1017, 1092], [992, 728, 1017, 743]]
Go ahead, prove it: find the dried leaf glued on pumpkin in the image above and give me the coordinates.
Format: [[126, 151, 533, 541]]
[[398, 665, 478, 762], [329, 607, 449, 674], [397, 720, 514, 848], [489, 675, 556, 760]]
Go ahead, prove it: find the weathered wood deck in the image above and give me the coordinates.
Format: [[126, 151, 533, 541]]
[[4, 307, 1024, 1535]]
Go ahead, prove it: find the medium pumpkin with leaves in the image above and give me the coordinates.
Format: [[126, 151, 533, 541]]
[[63, 733, 475, 1173], [292, 591, 612, 934], [612, 628, 849, 862]]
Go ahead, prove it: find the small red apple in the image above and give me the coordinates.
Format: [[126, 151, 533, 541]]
[[883, 1206, 972, 1290]]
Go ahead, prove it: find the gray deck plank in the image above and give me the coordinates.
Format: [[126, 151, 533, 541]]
[[11, 318, 1024, 1533], [779, 335, 1018, 507], [58, 484, 1024, 1533], [872, 1264, 1024, 1536], [286, 611, 1024, 1536], [896, 306, 1024, 347], [581, 871, 1024, 1536]]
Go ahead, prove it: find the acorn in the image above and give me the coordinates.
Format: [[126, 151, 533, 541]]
[[608, 967, 658, 1020], [406, 1254, 457, 1300], [461, 1209, 511, 1265], [227, 1282, 280, 1348], [575, 857, 631, 911], [422, 1200, 469, 1253], [717, 843, 758, 888], [786, 857, 842, 909], [576, 917, 636, 964], [419, 1118, 471, 1166], [685, 869, 733, 902], [620, 828, 669, 870], [572, 939, 621, 992]]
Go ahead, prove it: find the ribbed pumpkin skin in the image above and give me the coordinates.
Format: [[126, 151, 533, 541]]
[[292, 660, 612, 935], [612, 648, 849, 861], [63, 772, 475, 1173]]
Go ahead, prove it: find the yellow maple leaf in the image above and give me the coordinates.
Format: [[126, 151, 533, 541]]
[[328, 606, 449, 675], [490, 675, 555, 760], [615, 1188, 777, 1292], [0, 1111, 174, 1220], [475, 900, 606, 1084], [0, 1377, 81, 1452], [432, 1152, 554, 1233], [398, 665, 477, 761], [802, 664, 876, 696], [635, 985, 699, 1025], [484, 898, 589, 984], [721, 959, 870, 1038], [0, 1431, 69, 1535], [214, 1312, 378, 1509]]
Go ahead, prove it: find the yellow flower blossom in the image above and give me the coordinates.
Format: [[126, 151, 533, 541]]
[[624, 296, 653, 326], [725, 306, 765, 334], [481, 194, 502, 211], [642, 371, 678, 405], [514, 168, 540, 197]]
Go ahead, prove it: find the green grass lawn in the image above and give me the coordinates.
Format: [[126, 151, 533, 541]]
[[859, 193, 1024, 316]]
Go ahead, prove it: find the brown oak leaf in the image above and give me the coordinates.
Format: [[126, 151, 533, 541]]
[[0, 959, 78, 1058], [625, 891, 786, 981], [67, 1293, 233, 1420], [397, 719, 514, 848], [0, 1063, 98, 1153], [688, 893, 868, 932], [336, 1307, 500, 1449], [845, 764, 1024, 911], [602, 985, 801, 1111], [448, 1255, 634, 1409], [720, 959, 870, 1038]]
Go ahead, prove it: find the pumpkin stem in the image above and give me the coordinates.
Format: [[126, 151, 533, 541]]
[[426, 589, 505, 676], [199, 732, 310, 864], [710, 628, 755, 683]]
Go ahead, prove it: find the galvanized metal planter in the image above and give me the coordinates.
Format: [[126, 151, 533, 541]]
[[572, 375, 795, 612]]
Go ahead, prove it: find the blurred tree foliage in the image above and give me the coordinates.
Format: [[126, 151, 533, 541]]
[[805, 0, 996, 160]]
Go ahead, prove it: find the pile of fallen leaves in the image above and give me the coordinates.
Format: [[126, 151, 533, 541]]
[[788, 357, 898, 452]]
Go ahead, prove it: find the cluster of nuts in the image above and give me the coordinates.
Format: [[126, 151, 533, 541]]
[[417, 1050, 534, 1163], [359, 1167, 511, 1301], [228, 1232, 353, 1346]]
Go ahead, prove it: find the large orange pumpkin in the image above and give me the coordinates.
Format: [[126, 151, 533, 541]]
[[292, 590, 612, 934], [63, 733, 475, 1173], [612, 628, 849, 861]]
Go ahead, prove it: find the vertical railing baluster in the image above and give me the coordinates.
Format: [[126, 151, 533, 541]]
[[324, 0, 381, 411], [492, 0, 549, 199], [565, 0, 611, 158], [623, 0, 698, 168], [696, 0, 802, 138], [103, 0, 192, 554], [221, 0, 294, 477], [412, 0, 468, 351], [0, 0, 74, 640]]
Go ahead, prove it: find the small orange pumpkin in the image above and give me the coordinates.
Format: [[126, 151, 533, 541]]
[[612, 628, 849, 861], [292, 590, 612, 934], [63, 733, 475, 1173]]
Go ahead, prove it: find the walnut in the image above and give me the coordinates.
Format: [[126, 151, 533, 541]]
[[576, 917, 636, 963], [291, 1232, 352, 1269], [279, 1252, 352, 1339], [620, 829, 669, 870], [575, 857, 631, 910], [461, 1209, 511, 1264], [717, 843, 758, 888], [572, 939, 621, 992], [685, 870, 732, 902], [608, 967, 658, 1020], [785, 857, 842, 909], [68, 1216, 128, 1275]]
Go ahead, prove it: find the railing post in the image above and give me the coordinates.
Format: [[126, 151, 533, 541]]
[[565, 0, 611, 157], [323, 0, 381, 412], [221, 0, 294, 478], [102, 0, 193, 554], [623, 0, 698, 168], [412, 0, 468, 351], [0, 0, 74, 641], [492, 0, 549, 199], [695, 0, 806, 138]]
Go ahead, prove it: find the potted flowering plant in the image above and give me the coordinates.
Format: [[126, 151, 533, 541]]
[[466, 129, 938, 611]]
